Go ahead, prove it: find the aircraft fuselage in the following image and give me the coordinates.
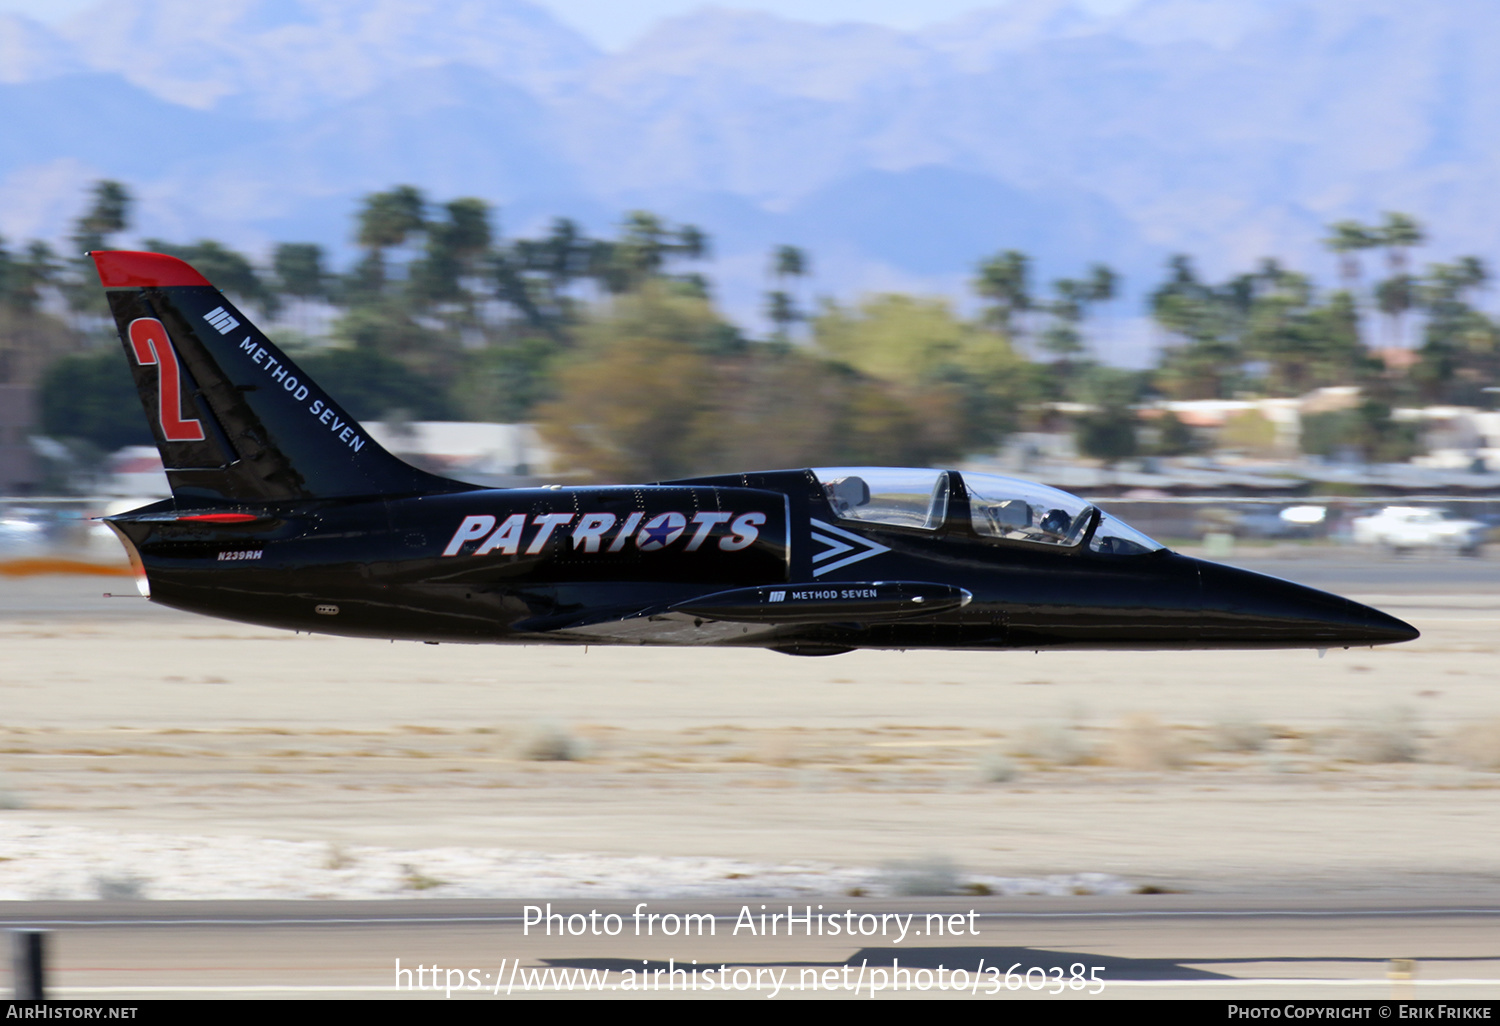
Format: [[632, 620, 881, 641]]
[[110, 470, 1417, 653]]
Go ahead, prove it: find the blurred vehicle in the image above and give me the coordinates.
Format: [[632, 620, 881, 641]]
[[0, 515, 46, 556], [1201, 505, 1327, 540], [1351, 506, 1487, 556]]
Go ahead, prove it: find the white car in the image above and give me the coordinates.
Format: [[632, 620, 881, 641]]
[[0, 517, 46, 556], [1351, 506, 1487, 556]]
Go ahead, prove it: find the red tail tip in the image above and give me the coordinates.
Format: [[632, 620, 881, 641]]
[[91, 250, 213, 289]]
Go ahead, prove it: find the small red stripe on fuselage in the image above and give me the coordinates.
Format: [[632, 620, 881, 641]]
[[178, 513, 259, 523]]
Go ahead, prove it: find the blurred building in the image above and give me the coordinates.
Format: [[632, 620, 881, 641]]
[[105, 446, 170, 498], [1406, 408, 1500, 472]]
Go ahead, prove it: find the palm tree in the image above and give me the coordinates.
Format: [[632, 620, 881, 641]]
[[1323, 220, 1378, 292], [766, 245, 809, 339], [412, 197, 492, 315], [0, 241, 57, 314], [1378, 212, 1426, 276], [773, 244, 807, 281], [1086, 263, 1119, 305], [1085, 263, 1120, 362], [64, 180, 133, 323], [1375, 274, 1416, 348], [765, 290, 799, 341], [1375, 213, 1426, 347], [974, 250, 1032, 339], [272, 243, 328, 335], [354, 186, 427, 298], [70, 180, 131, 256], [677, 225, 709, 262], [620, 210, 668, 282]]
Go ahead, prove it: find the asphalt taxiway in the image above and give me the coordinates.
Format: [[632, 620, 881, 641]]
[[3, 896, 1498, 999]]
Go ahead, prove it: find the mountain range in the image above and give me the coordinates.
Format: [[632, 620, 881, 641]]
[[1, 0, 1498, 360]]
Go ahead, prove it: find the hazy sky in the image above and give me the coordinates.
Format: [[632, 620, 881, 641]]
[[0, 0, 1143, 49]]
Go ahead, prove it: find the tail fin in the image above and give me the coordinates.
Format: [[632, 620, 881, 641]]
[[91, 250, 472, 504]]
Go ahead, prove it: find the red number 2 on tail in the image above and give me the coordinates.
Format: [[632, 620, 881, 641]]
[[128, 318, 205, 442]]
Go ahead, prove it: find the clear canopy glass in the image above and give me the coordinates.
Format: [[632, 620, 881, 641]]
[[1088, 514, 1165, 556], [815, 467, 950, 529], [962, 471, 1094, 546], [813, 467, 1166, 555]]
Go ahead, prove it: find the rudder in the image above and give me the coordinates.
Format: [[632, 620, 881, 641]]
[[92, 250, 472, 505]]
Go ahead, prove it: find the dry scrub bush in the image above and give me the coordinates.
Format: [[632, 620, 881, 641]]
[[1013, 723, 1093, 766], [1211, 713, 1272, 753], [977, 748, 1019, 783], [882, 855, 960, 896], [1109, 714, 1185, 771], [1449, 720, 1500, 770], [1344, 707, 1419, 763], [520, 724, 583, 761]]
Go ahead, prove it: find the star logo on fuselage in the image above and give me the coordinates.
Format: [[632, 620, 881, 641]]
[[809, 519, 891, 577], [637, 512, 687, 551]]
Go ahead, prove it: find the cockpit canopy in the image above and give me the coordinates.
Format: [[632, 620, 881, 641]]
[[813, 467, 1165, 556]]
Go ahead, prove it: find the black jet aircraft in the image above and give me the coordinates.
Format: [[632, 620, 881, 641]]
[[91, 250, 1417, 656]]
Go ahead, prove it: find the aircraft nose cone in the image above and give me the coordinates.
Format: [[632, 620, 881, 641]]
[[1191, 558, 1419, 647]]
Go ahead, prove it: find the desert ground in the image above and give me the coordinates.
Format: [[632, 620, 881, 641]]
[[1, 547, 1498, 904]]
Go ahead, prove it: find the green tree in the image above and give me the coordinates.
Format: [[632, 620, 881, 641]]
[[62, 180, 132, 324], [1075, 408, 1138, 464], [765, 290, 799, 341], [331, 302, 464, 392], [765, 244, 810, 340], [38, 349, 153, 450], [1150, 256, 1247, 399], [494, 218, 601, 337], [1041, 278, 1088, 360], [0, 239, 57, 314], [453, 335, 560, 423], [1152, 255, 1374, 400], [812, 293, 1025, 448], [815, 294, 973, 382], [72, 180, 130, 251], [535, 289, 726, 482], [273, 243, 329, 300], [410, 198, 492, 306], [1301, 288, 1376, 388], [351, 185, 427, 299], [1151, 410, 1199, 456], [1242, 260, 1320, 395], [536, 285, 977, 480], [1070, 365, 1144, 465], [1414, 258, 1498, 404], [142, 238, 277, 315], [1323, 219, 1379, 292], [1375, 273, 1417, 348], [1033, 265, 1119, 381], [296, 348, 453, 421], [1377, 212, 1426, 277], [974, 250, 1031, 338], [591, 212, 711, 295], [1301, 401, 1418, 463]]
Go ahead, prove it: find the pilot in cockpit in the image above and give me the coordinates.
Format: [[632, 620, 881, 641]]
[[1038, 508, 1073, 540], [825, 476, 871, 515]]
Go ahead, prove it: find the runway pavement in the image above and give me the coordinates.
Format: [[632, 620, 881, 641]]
[[3, 896, 1499, 1000]]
